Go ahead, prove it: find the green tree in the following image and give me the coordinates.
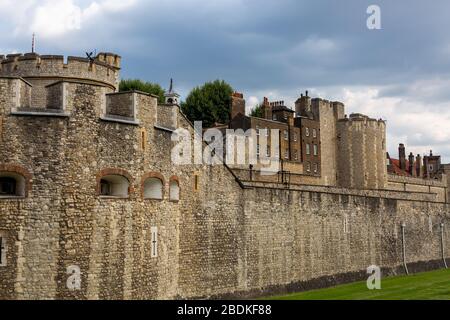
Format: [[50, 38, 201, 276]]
[[250, 104, 265, 118], [181, 80, 234, 127], [119, 79, 165, 103]]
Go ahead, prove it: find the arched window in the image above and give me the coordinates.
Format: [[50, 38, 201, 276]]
[[169, 179, 180, 202], [144, 178, 163, 200], [98, 175, 129, 197], [0, 172, 26, 197]]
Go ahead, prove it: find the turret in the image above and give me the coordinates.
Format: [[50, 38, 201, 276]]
[[0, 52, 121, 90], [295, 91, 312, 118]]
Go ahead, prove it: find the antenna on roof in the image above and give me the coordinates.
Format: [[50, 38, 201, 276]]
[[32, 33, 36, 53]]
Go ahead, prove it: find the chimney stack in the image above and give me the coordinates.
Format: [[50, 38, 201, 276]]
[[399, 144, 406, 171], [231, 92, 245, 119], [416, 154, 423, 178], [408, 152, 415, 176], [263, 97, 272, 120]]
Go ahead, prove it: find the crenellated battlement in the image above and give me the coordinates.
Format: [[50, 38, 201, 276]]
[[0, 52, 121, 90], [338, 113, 386, 127]]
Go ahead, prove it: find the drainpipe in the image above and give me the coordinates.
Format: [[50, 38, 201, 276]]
[[441, 223, 448, 269], [401, 223, 409, 275]]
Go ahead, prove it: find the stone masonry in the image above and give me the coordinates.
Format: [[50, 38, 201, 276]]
[[0, 52, 449, 300]]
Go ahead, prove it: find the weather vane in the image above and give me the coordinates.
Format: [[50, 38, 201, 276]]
[[169, 78, 174, 93]]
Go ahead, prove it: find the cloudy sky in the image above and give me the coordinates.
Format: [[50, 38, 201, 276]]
[[1, 0, 450, 161]]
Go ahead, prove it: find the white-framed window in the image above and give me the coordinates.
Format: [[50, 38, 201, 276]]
[[284, 149, 289, 159], [306, 162, 311, 172], [284, 130, 288, 141], [294, 150, 298, 161], [314, 163, 319, 173], [306, 144, 311, 155], [429, 165, 434, 171], [313, 144, 318, 156], [305, 127, 310, 137], [274, 148, 280, 158], [294, 133, 298, 142], [151, 227, 158, 258], [272, 114, 277, 121], [313, 129, 317, 138]]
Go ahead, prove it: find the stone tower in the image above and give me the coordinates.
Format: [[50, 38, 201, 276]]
[[336, 113, 387, 189], [309, 97, 345, 186]]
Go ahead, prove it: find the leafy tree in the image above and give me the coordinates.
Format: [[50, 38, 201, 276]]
[[250, 104, 265, 118], [119, 79, 165, 103], [181, 80, 234, 127]]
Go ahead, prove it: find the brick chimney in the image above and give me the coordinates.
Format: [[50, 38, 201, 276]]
[[399, 144, 406, 171], [231, 92, 245, 119], [263, 97, 272, 120], [408, 152, 415, 176], [416, 154, 423, 178]]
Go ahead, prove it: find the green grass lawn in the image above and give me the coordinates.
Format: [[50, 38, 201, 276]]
[[266, 269, 450, 300]]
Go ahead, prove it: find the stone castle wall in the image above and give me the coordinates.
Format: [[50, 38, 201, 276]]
[[1, 56, 449, 300], [387, 174, 447, 203]]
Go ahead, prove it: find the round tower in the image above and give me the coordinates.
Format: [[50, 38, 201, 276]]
[[336, 113, 387, 189], [0, 52, 121, 91]]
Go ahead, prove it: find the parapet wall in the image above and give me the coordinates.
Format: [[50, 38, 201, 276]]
[[0, 52, 120, 90], [387, 174, 448, 203]]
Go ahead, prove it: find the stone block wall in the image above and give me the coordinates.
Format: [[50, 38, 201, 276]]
[[0, 72, 449, 301]]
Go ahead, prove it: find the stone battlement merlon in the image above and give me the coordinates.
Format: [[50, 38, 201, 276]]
[[0, 52, 121, 90]]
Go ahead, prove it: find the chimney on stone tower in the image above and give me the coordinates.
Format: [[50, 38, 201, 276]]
[[416, 154, 423, 178], [408, 152, 415, 176], [231, 92, 246, 119], [399, 144, 406, 171]]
